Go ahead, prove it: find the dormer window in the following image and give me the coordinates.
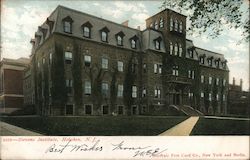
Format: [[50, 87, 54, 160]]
[[170, 18, 173, 31], [100, 27, 110, 42], [46, 18, 55, 34], [189, 50, 194, 58], [82, 22, 93, 38], [154, 21, 158, 30], [179, 21, 183, 33], [62, 16, 73, 34], [116, 31, 125, 46], [160, 18, 164, 28], [154, 37, 162, 50], [174, 19, 178, 31], [208, 59, 212, 66], [222, 61, 227, 69], [200, 56, 205, 64], [130, 35, 138, 49]]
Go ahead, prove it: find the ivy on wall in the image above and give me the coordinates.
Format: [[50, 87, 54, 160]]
[[51, 42, 67, 108], [72, 40, 83, 114], [110, 67, 118, 113]]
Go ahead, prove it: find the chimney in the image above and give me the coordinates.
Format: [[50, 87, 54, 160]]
[[137, 26, 141, 30], [121, 20, 129, 27], [233, 77, 235, 86], [240, 79, 243, 90]]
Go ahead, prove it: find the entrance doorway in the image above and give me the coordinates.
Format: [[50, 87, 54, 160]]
[[173, 93, 180, 105]]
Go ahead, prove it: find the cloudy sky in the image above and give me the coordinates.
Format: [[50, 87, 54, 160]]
[[1, 0, 249, 91]]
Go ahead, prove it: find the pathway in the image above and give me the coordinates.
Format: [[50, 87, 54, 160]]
[[0, 121, 43, 136], [159, 116, 199, 136]]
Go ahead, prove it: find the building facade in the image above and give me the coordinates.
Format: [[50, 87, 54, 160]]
[[0, 58, 29, 114], [228, 78, 249, 116], [29, 5, 229, 116]]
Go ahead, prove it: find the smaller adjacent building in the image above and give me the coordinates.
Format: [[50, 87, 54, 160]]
[[0, 58, 29, 114], [228, 78, 249, 116]]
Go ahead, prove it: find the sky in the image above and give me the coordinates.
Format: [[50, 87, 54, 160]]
[[1, 0, 249, 91]]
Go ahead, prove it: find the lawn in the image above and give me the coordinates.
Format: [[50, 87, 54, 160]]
[[0, 116, 188, 136], [191, 117, 250, 135]]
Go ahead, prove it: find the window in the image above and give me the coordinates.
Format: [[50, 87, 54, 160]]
[[170, 42, 173, 55], [216, 94, 219, 101], [172, 65, 179, 76], [189, 50, 194, 58], [132, 105, 138, 115], [150, 23, 153, 28], [200, 57, 205, 64], [174, 43, 178, 55], [174, 19, 178, 31], [65, 51, 72, 64], [118, 106, 124, 115], [102, 105, 109, 115], [215, 60, 219, 68], [191, 71, 195, 79], [155, 40, 160, 50], [117, 84, 123, 97], [201, 75, 204, 83], [66, 79, 73, 87], [102, 83, 109, 96], [179, 44, 182, 57], [66, 105, 73, 115], [102, 58, 108, 69], [223, 94, 226, 101], [132, 86, 137, 98], [84, 81, 91, 95], [142, 88, 146, 97], [179, 21, 183, 33], [201, 92, 204, 98], [216, 78, 219, 85], [85, 105, 92, 115], [154, 88, 161, 98], [83, 26, 90, 38], [131, 39, 136, 49], [170, 18, 173, 31], [63, 21, 72, 33], [223, 79, 226, 86], [209, 77, 212, 84], [42, 58, 45, 64], [208, 59, 212, 66], [188, 92, 194, 99], [117, 61, 123, 72], [101, 31, 107, 42], [117, 35, 123, 46], [188, 70, 191, 78], [160, 18, 164, 28], [66, 79, 73, 94], [209, 93, 212, 101], [154, 64, 162, 74], [154, 21, 158, 30], [49, 53, 52, 65], [143, 63, 147, 73], [84, 55, 91, 67], [132, 63, 136, 73]]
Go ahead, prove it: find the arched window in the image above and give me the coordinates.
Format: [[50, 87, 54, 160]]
[[83, 26, 90, 37], [174, 19, 178, 31], [170, 18, 173, 31], [101, 31, 107, 42], [179, 21, 183, 33], [170, 42, 173, 55], [179, 44, 182, 57], [174, 43, 178, 55], [155, 21, 158, 30], [64, 21, 72, 33], [160, 18, 164, 28]]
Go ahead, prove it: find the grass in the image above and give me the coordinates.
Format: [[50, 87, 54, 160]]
[[191, 117, 250, 135], [0, 116, 188, 136]]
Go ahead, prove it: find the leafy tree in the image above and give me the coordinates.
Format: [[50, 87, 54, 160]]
[[160, 0, 249, 42]]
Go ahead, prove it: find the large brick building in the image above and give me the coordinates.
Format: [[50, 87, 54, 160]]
[[29, 5, 229, 116], [0, 58, 29, 114]]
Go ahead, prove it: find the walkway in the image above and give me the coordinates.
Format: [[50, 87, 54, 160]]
[[159, 116, 199, 136], [0, 121, 43, 136]]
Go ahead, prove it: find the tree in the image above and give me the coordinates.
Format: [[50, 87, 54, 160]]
[[160, 0, 249, 42]]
